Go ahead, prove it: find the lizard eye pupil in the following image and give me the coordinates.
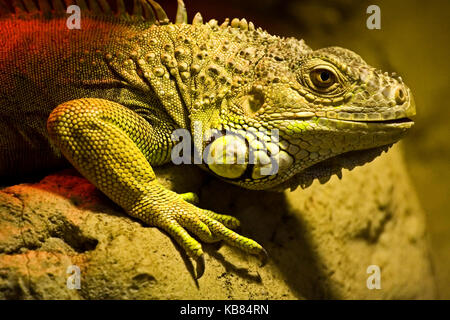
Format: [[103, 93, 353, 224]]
[[320, 71, 330, 81]]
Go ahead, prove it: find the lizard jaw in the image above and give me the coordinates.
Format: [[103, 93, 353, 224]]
[[269, 144, 393, 192]]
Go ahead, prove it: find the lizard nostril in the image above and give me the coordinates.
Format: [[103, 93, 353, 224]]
[[395, 87, 406, 105]]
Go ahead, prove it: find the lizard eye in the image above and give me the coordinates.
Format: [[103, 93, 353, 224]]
[[298, 61, 345, 95], [310, 68, 336, 88]]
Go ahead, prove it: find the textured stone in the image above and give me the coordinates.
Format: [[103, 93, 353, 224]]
[[0, 145, 436, 299]]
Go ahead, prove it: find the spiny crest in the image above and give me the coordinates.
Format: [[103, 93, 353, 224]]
[[0, 0, 265, 32], [179, 0, 264, 33], [0, 0, 174, 23]]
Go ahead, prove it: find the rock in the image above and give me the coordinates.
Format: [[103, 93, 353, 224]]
[[0, 144, 436, 299]]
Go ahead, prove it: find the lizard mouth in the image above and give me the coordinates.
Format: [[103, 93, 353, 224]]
[[355, 117, 414, 126], [360, 117, 413, 124], [321, 116, 415, 129], [270, 144, 393, 192]]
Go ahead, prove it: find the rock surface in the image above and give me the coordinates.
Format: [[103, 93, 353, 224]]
[[0, 144, 436, 299]]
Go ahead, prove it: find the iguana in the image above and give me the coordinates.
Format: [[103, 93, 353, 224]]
[[0, 0, 415, 278]]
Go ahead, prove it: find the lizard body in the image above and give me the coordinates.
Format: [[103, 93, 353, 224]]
[[0, 0, 415, 277]]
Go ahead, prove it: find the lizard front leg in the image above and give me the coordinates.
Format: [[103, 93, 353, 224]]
[[47, 98, 266, 278]]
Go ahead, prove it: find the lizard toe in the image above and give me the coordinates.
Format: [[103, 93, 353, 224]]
[[177, 211, 219, 243], [157, 218, 204, 262], [179, 192, 200, 205], [201, 209, 241, 230], [199, 215, 267, 261]]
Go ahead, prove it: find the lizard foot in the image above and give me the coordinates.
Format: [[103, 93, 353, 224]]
[[131, 194, 267, 278]]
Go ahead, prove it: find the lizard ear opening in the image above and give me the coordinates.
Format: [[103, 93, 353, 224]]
[[239, 85, 265, 117]]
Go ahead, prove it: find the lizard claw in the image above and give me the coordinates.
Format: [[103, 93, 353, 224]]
[[258, 247, 269, 267], [195, 255, 205, 279]]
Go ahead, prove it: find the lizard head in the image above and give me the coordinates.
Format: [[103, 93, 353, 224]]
[[199, 36, 415, 191]]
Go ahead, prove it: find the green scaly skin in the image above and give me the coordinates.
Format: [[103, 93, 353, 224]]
[[0, 0, 416, 278]]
